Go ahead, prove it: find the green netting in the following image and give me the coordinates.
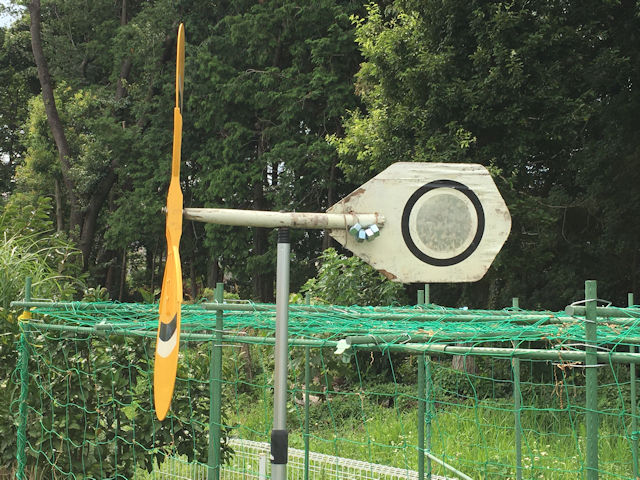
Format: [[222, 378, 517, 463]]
[[12, 299, 640, 479]]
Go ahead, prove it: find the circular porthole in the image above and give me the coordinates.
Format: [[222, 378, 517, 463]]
[[401, 180, 485, 266]]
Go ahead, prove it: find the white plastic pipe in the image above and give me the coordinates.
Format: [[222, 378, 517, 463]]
[[183, 208, 384, 229]]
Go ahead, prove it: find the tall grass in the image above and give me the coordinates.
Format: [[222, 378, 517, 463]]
[[226, 393, 634, 480], [0, 195, 84, 309], [0, 230, 81, 308]]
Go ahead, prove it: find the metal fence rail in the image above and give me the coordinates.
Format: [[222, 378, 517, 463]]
[[153, 439, 455, 480]]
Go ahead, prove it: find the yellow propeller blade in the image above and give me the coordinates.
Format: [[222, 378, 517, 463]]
[[154, 23, 185, 421], [175, 23, 185, 114]]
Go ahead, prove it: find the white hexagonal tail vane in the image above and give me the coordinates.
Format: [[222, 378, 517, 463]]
[[327, 163, 511, 283]]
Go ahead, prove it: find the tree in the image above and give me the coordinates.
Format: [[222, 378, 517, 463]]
[[0, 20, 40, 196], [335, 0, 640, 309], [183, 0, 364, 300], [26, 0, 151, 272], [15, 0, 369, 301]]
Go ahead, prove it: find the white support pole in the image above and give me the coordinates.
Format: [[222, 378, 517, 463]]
[[183, 208, 384, 229]]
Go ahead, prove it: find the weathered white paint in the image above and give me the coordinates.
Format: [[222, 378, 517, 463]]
[[327, 162, 511, 283], [183, 208, 384, 230]]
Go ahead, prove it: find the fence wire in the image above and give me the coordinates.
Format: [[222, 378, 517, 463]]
[[11, 300, 640, 479]]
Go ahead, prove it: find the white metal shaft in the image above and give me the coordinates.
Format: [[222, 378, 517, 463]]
[[273, 239, 289, 432], [272, 230, 290, 480], [183, 208, 384, 229]]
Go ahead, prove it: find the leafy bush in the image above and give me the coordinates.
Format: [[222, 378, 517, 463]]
[[19, 331, 233, 478], [0, 194, 84, 471], [301, 248, 407, 306]]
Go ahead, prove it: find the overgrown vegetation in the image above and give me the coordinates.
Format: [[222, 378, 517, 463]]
[[2, 0, 639, 308], [226, 347, 636, 479], [301, 248, 407, 306], [2, 0, 640, 477], [0, 195, 84, 472], [16, 332, 234, 478]]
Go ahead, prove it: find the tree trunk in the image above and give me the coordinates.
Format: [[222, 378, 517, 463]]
[[148, 241, 158, 293], [252, 225, 274, 302], [207, 259, 221, 289], [29, 0, 81, 230], [115, 0, 131, 102], [451, 351, 476, 375], [632, 246, 638, 299], [189, 258, 198, 300], [79, 169, 117, 269], [136, 32, 176, 130], [240, 341, 254, 381], [54, 177, 64, 232], [322, 160, 337, 250], [251, 170, 274, 302], [118, 248, 127, 301], [105, 261, 114, 293]]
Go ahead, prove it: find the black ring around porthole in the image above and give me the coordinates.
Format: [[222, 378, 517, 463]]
[[401, 180, 485, 267]]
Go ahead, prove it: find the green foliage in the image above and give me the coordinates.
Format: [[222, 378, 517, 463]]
[[7, 0, 366, 301], [18, 85, 138, 205], [335, 0, 640, 309], [3, 0, 180, 296], [0, 194, 84, 308], [0, 193, 84, 470], [83, 286, 111, 302], [136, 286, 158, 304], [4, 0, 640, 309], [16, 329, 234, 478], [231, 354, 635, 479], [21, 324, 282, 477], [185, 0, 364, 299], [290, 246, 410, 420], [301, 248, 407, 306], [0, 21, 40, 196]]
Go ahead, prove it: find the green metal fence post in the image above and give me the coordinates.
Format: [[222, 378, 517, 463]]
[[585, 280, 599, 480], [424, 284, 430, 305], [17, 332, 30, 480], [304, 346, 310, 480], [24, 276, 31, 303], [426, 356, 432, 479], [16, 277, 32, 480], [511, 297, 522, 480], [417, 290, 425, 306], [418, 354, 425, 480], [304, 293, 311, 480], [629, 292, 638, 478], [208, 282, 224, 480]]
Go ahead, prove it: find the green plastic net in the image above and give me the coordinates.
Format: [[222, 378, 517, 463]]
[[12, 299, 640, 479]]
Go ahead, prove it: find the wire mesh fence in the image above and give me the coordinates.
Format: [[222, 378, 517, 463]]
[[148, 439, 453, 480], [222, 439, 453, 480], [10, 286, 640, 479]]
